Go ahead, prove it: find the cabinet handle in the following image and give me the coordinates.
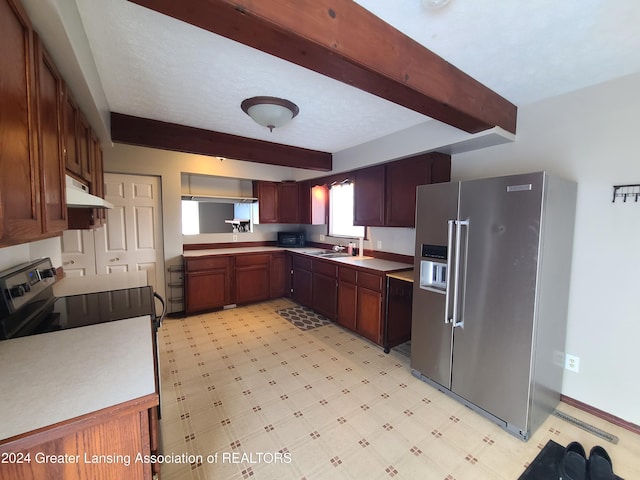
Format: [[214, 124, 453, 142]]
[[63, 260, 75, 265], [109, 257, 120, 262]]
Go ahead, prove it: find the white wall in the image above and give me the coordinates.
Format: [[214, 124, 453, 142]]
[[453, 72, 640, 425], [0, 237, 62, 272]]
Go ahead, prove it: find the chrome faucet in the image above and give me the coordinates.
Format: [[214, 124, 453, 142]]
[[332, 245, 346, 252]]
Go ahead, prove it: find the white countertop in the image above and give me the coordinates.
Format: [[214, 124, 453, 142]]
[[184, 246, 413, 272], [0, 316, 156, 441], [53, 270, 148, 297], [387, 269, 415, 282]]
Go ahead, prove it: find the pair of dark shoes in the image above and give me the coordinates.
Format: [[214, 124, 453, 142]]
[[559, 441, 615, 480]]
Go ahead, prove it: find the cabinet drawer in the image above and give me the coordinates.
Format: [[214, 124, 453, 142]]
[[313, 259, 337, 278], [339, 266, 357, 284], [358, 271, 383, 292], [185, 256, 232, 272], [292, 254, 312, 271], [235, 253, 271, 266]]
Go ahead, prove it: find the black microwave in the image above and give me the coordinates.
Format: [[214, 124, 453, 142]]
[[277, 231, 305, 248]]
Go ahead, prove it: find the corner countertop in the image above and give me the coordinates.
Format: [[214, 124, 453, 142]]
[[387, 269, 415, 282], [0, 316, 156, 441], [53, 270, 148, 297], [183, 246, 412, 273]]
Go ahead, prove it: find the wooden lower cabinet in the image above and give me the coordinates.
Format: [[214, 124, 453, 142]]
[[184, 256, 233, 314], [291, 256, 313, 308], [269, 253, 289, 298], [235, 254, 270, 304], [337, 268, 357, 331], [356, 286, 383, 344], [184, 252, 293, 313], [336, 266, 385, 345], [0, 395, 158, 480], [311, 259, 338, 320]]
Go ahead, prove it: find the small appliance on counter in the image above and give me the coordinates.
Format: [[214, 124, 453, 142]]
[[277, 231, 305, 248]]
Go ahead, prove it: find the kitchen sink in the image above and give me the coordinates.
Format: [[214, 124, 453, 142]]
[[305, 250, 352, 258]]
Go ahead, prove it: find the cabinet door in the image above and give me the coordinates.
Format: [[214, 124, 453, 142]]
[[291, 263, 312, 307], [93, 138, 106, 225], [76, 111, 92, 183], [269, 253, 288, 298], [385, 153, 451, 227], [337, 279, 357, 331], [253, 181, 278, 223], [185, 270, 231, 313], [277, 182, 300, 223], [34, 35, 67, 235], [354, 164, 385, 226], [235, 254, 270, 304], [184, 257, 232, 313], [385, 155, 431, 228], [0, 0, 41, 245], [357, 287, 383, 344], [312, 272, 337, 320], [62, 87, 81, 176]]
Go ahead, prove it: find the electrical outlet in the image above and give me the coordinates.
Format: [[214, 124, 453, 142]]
[[319, 235, 325, 241], [565, 354, 580, 373], [376, 240, 382, 249], [232, 235, 238, 242]]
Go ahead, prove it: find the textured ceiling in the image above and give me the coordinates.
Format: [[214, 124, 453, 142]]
[[74, 0, 640, 154]]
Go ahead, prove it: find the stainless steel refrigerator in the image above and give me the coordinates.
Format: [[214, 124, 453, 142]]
[[411, 171, 576, 440]]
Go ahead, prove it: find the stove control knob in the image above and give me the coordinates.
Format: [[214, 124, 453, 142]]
[[10, 284, 27, 298]]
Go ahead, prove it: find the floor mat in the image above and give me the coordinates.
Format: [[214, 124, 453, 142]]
[[518, 440, 623, 480], [276, 304, 332, 331]]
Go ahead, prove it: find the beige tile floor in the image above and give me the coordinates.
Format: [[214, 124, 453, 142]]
[[157, 298, 640, 480]]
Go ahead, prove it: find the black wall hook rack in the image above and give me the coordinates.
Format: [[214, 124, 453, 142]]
[[612, 184, 640, 203]]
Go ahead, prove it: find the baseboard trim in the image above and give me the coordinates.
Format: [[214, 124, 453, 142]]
[[560, 394, 640, 435]]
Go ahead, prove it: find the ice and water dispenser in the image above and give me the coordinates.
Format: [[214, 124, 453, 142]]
[[419, 244, 448, 293]]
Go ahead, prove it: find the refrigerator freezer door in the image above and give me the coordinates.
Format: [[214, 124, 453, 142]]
[[411, 182, 460, 389], [451, 172, 544, 432]]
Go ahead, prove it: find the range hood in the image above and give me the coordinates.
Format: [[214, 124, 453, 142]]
[[181, 194, 257, 204], [65, 175, 113, 209]]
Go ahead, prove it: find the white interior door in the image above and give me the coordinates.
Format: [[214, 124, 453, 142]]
[[94, 174, 165, 297], [61, 229, 97, 277]]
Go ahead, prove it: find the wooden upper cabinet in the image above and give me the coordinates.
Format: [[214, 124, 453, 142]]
[[253, 181, 278, 223], [354, 164, 385, 227], [62, 87, 81, 177], [277, 182, 300, 223], [34, 34, 67, 235], [300, 181, 328, 225], [253, 180, 301, 224], [76, 111, 93, 183], [385, 152, 451, 227], [0, 0, 41, 245], [92, 137, 106, 225]]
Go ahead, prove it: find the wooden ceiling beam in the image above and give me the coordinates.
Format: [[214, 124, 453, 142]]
[[128, 0, 517, 134], [110, 113, 333, 171]]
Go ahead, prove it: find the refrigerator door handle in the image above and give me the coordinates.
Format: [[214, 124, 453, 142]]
[[452, 219, 469, 328], [445, 220, 455, 324]]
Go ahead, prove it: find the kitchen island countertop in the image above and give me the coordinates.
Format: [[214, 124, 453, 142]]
[[0, 316, 156, 441]]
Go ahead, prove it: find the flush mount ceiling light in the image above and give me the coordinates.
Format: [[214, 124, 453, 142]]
[[241, 96, 299, 132]]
